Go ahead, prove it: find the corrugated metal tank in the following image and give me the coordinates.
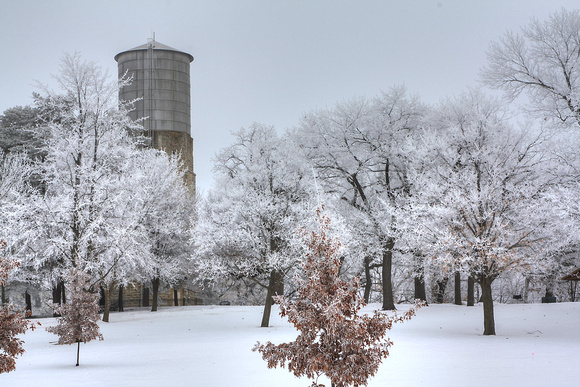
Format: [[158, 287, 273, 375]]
[[115, 39, 195, 188]]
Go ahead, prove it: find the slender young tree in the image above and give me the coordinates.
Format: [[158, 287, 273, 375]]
[[46, 267, 103, 366], [254, 208, 421, 387]]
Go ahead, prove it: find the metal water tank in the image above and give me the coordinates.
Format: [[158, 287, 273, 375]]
[[115, 39, 195, 188]]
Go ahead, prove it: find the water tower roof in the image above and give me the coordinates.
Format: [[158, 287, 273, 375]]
[[115, 39, 193, 62]]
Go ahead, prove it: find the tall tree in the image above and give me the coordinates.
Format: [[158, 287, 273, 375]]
[[17, 53, 160, 315], [294, 87, 425, 310], [194, 124, 311, 327], [134, 150, 194, 313], [418, 91, 551, 335]]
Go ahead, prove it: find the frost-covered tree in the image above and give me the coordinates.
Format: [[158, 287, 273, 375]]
[[482, 8, 580, 128], [253, 208, 420, 387], [418, 91, 551, 335], [294, 87, 425, 310], [20, 53, 144, 297], [46, 267, 102, 366], [194, 124, 311, 327], [134, 150, 195, 312], [0, 149, 35, 304]]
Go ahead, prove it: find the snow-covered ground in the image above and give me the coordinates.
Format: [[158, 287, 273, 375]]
[[2, 302, 579, 386]]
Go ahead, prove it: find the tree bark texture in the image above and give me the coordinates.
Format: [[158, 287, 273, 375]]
[[102, 284, 111, 322], [480, 276, 496, 335], [76, 340, 80, 367], [142, 287, 150, 307], [174, 289, 179, 306], [25, 291, 32, 313], [414, 275, 427, 302], [467, 276, 475, 306], [261, 269, 284, 328], [118, 285, 124, 312], [363, 256, 373, 303], [381, 237, 396, 310], [151, 277, 160, 312], [1, 284, 5, 305], [454, 272, 462, 305], [436, 278, 448, 304]]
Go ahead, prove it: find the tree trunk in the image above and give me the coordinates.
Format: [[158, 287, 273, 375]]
[[25, 291, 32, 313], [436, 277, 448, 304], [151, 277, 160, 312], [261, 269, 284, 328], [467, 276, 475, 306], [76, 340, 80, 367], [52, 279, 66, 307], [480, 276, 496, 335], [1, 284, 5, 305], [363, 256, 373, 303], [381, 237, 396, 310], [174, 289, 179, 306], [454, 272, 462, 305], [61, 280, 66, 304], [102, 283, 111, 322], [118, 285, 124, 312], [414, 267, 427, 302], [142, 286, 150, 307]]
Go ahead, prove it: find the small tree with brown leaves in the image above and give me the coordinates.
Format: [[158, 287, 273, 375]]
[[47, 268, 103, 366], [0, 240, 37, 374], [253, 209, 421, 387]]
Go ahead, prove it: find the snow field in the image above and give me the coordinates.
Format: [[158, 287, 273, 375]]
[[2, 302, 579, 387]]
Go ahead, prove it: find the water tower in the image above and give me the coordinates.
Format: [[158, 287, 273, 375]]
[[115, 38, 195, 189]]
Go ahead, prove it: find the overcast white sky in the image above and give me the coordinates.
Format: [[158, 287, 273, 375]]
[[1, 0, 578, 193]]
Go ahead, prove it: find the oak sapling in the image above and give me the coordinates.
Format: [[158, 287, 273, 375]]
[[254, 209, 422, 387], [47, 268, 103, 366]]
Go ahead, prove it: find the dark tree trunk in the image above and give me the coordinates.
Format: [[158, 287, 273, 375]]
[[118, 285, 124, 312], [61, 280, 66, 304], [1, 284, 6, 305], [467, 276, 475, 306], [381, 237, 396, 310], [76, 340, 80, 367], [52, 279, 66, 305], [261, 269, 284, 328], [454, 272, 462, 305], [436, 277, 448, 304], [102, 283, 111, 322], [363, 256, 373, 303], [480, 276, 496, 335], [174, 289, 179, 306], [151, 277, 160, 312], [413, 253, 427, 302], [142, 287, 150, 307], [414, 276, 427, 301], [25, 291, 32, 313]]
